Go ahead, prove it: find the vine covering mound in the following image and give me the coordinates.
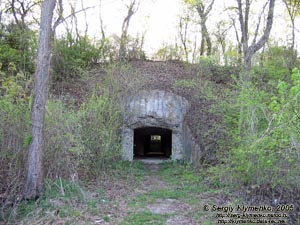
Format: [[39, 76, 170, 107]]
[[53, 60, 237, 164]]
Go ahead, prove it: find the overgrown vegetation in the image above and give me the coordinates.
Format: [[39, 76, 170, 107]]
[[205, 64, 300, 224], [1, 0, 300, 224], [1, 161, 146, 224], [2, 49, 300, 224]]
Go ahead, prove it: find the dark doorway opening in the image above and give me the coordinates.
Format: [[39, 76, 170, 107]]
[[134, 127, 172, 158]]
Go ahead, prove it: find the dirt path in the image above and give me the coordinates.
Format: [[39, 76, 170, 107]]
[[140, 164, 198, 225], [113, 163, 202, 225]]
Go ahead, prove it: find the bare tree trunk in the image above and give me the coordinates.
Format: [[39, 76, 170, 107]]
[[203, 22, 212, 55], [25, 0, 56, 200], [192, 35, 198, 63], [119, 0, 139, 61], [236, 0, 275, 138], [283, 0, 300, 51], [99, 0, 105, 40], [196, 0, 214, 56], [200, 34, 205, 56], [179, 15, 189, 62], [231, 16, 242, 65], [214, 21, 231, 65], [238, 0, 275, 73]]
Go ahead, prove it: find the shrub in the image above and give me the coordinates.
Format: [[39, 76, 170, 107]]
[[43, 99, 82, 179], [52, 33, 101, 80], [79, 90, 122, 175], [43, 89, 123, 179], [0, 94, 29, 207], [226, 68, 300, 189], [0, 24, 37, 74], [154, 43, 182, 61]]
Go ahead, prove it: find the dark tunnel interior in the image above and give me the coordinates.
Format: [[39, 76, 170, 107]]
[[133, 127, 172, 158]]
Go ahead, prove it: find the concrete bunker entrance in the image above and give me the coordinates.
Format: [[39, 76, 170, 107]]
[[134, 127, 172, 159], [122, 90, 190, 161]]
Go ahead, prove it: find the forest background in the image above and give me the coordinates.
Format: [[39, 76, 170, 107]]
[[1, 0, 300, 224]]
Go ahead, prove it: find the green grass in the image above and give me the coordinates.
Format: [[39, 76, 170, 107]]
[[43, 178, 86, 200], [2, 179, 102, 224], [129, 162, 207, 208], [106, 161, 146, 183], [5, 180, 87, 222], [15, 199, 36, 219], [87, 199, 98, 215], [158, 162, 212, 196], [129, 188, 189, 208], [158, 162, 201, 184], [120, 211, 169, 225]]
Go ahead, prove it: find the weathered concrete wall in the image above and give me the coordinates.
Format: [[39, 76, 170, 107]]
[[182, 122, 202, 163], [122, 90, 190, 161], [122, 127, 134, 160]]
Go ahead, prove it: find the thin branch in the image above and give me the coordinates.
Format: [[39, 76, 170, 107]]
[[99, 0, 106, 39], [250, 0, 275, 53], [53, 0, 63, 32], [53, 5, 95, 32], [251, 1, 268, 47], [204, 0, 215, 17]]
